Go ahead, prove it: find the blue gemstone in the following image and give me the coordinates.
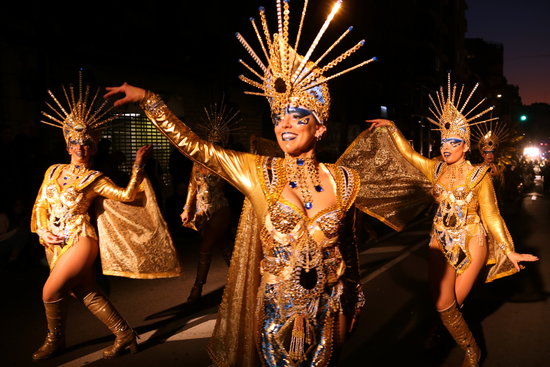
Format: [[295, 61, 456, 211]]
[[76, 176, 80, 179], [289, 181, 297, 188], [296, 158, 304, 166], [305, 202, 312, 210], [63, 176, 68, 180], [63, 183, 67, 186], [315, 185, 323, 192]]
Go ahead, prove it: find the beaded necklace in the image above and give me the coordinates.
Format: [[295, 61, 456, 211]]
[[62, 164, 88, 186], [285, 155, 323, 210], [447, 159, 466, 189]]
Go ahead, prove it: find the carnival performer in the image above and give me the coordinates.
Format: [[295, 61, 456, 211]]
[[105, 2, 386, 365], [472, 121, 515, 199], [368, 74, 539, 367], [31, 73, 181, 361], [180, 100, 240, 303]]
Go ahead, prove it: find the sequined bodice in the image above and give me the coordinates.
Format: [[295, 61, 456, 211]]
[[193, 170, 229, 215], [257, 157, 359, 314]]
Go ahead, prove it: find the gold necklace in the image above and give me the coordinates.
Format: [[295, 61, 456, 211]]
[[285, 155, 323, 210], [62, 164, 88, 187], [447, 160, 466, 188]]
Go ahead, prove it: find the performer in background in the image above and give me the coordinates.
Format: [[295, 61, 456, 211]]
[[180, 99, 240, 303], [368, 73, 539, 367], [105, 1, 431, 365], [31, 72, 181, 361]]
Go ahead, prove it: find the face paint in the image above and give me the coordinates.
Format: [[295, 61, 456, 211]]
[[440, 138, 465, 148]]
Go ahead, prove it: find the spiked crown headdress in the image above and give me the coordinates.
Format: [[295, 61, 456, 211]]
[[196, 96, 242, 146], [40, 71, 119, 148], [427, 73, 497, 147], [472, 120, 511, 154], [236, 0, 375, 124]]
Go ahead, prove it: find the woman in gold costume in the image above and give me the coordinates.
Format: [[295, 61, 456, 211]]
[[31, 74, 181, 360], [180, 101, 239, 303], [104, 2, 403, 365], [368, 74, 539, 367]]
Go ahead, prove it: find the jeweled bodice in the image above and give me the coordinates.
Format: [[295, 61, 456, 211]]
[[194, 168, 228, 214]]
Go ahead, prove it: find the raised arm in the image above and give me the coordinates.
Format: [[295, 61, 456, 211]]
[[478, 174, 538, 270], [105, 84, 257, 195], [92, 145, 152, 201], [368, 119, 435, 180]]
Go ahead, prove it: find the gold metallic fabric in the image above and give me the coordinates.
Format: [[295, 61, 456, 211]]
[[32, 164, 143, 269], [337, 127, 433, 231], [96, 177, 182, 279], [140, 92, 369, 367], [31, 163, 180, 279], [386, 124, 517, 282], [183, 163, 230, 231]]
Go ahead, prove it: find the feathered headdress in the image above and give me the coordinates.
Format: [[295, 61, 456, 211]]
[[236, 0, 375, 124], [40, 70, 119, 148], [427, 73, 498, 146]]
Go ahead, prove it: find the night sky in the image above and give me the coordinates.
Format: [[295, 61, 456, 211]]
[[465, 0, 550, 105]]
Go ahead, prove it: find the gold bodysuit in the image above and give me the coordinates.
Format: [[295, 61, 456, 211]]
[[31, 164, 144, 269], [31, 163, 182, 278], [139, 92, 364, 367], [386, 124, 518, 282], [184, 163, 230, 231]]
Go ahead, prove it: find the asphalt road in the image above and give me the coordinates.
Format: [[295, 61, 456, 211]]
[[2, 180, 548, 367]]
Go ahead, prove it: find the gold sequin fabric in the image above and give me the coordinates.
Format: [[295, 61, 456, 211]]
[[385, 124, 519, 282], [257, 157, 359, 366], [31, 163, 180, 279]]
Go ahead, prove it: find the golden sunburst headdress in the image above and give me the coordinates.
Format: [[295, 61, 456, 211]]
[[472, 120, 512, 154], [196, 96, 242, 146], [427, 73, 498, 147], [236, 0, 376, 124], [40, 70, 119, 149]]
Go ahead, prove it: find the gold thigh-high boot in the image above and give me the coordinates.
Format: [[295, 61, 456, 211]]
[[32, 298, 68, 360], [187, 251, 212, 303], [80, 290, 138, 359], [438, 301, 480, 367]]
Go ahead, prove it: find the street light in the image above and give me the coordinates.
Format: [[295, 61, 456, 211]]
[[520, 114, 528, 122]]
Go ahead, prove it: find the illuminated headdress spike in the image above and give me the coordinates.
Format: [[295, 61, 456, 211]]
[[427, 72, 496, 146], [40, 70, 119, 147], [196, 96, 243, 146], [237, 0, 373, 124]]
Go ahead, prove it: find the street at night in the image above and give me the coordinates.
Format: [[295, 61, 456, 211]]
[[1, 1, 550, 367]]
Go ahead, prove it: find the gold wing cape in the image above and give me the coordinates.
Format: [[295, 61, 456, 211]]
[[96, 176, 182, 279], [337, 127, 433, 231]]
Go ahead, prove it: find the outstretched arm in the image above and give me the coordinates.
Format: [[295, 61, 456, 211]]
[[105, 84, 256, 195], [478, 174, 539, 271], [367, 119, 435, 180]]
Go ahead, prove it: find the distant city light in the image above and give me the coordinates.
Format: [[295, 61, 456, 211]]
[[520, 114, 528, 121], [496, 94, 502, 98], [523, 146, 541, 159]]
